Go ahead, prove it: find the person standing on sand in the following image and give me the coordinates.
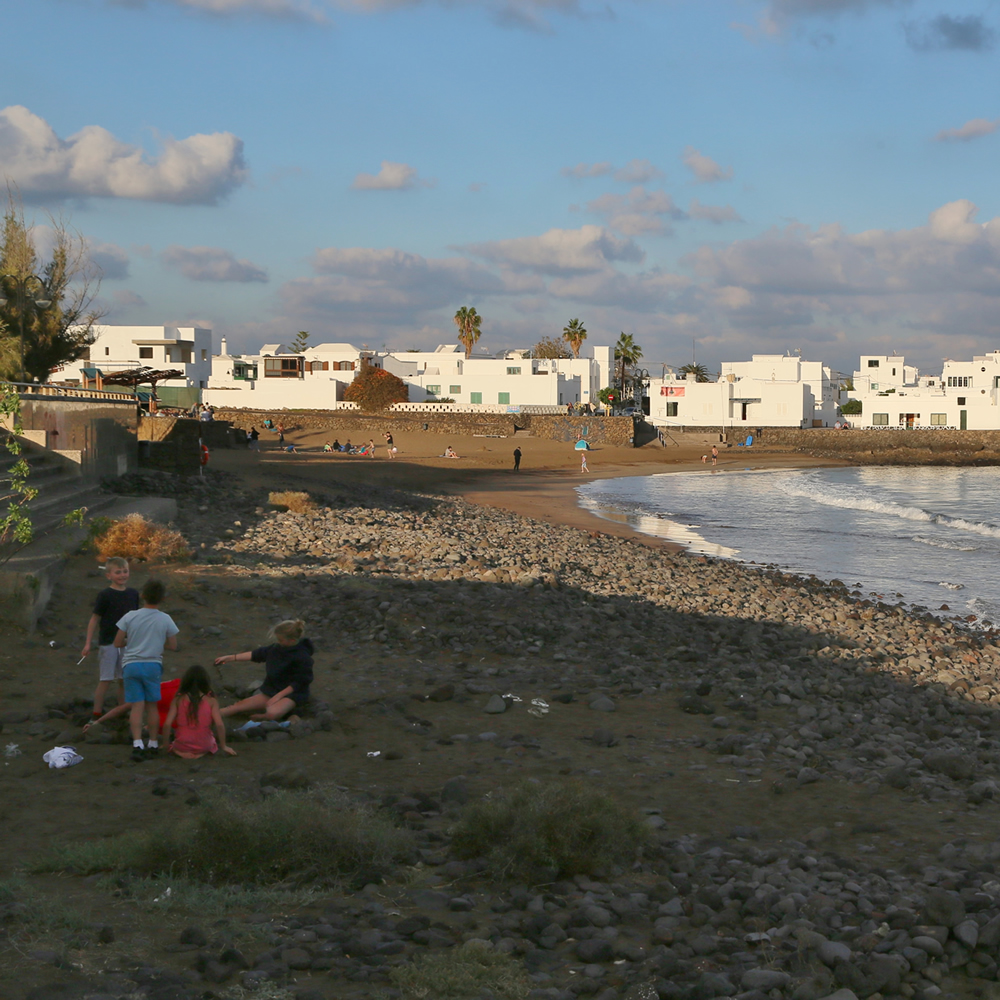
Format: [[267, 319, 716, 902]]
[[513, 447, 521, 471], [580, 450, 589, 473], [711, 444, 719, 466], [384, 431, 395, 458]]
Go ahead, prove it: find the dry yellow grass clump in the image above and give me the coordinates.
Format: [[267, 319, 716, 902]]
[[93, 514, 192, 563], [268, 491, 315, 513]]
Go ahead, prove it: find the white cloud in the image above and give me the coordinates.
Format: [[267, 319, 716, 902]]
[[560, 161, 614, 179], [681, 146, 733, 183], [688, 198, 743, 224], [586, 187, 685, 236], [0, 105, 248, 205], [88, 240, 131, 280], [351, 161, 430, 191], [464, 225, 644, 274], [613, 159, 663, 184], [905, 14, 995, 52], [933, 117, 999, 142], [112, 289, 148, 308], [153, 0, 329, 18], [161, 245, 269, 282]]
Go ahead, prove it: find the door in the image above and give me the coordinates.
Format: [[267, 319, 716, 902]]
[[960, 410, 968, 430], [741, 402, 748, 421]]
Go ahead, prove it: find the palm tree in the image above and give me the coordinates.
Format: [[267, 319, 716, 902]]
[[562, 318, 587, 358], [614, 332, 643, 405], [679, 362, 710, 383], [453, 306, 483, 358]]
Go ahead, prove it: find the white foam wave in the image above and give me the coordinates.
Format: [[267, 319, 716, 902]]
[[912, 535, 979, 552], [939, 582, 965, 590], [781, 476, 1000, 540]]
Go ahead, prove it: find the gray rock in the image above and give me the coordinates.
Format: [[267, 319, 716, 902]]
[[797, 766, 823, 785], [923, 750, 974, 780], [589, 695, 616, 712], [484, 694, 507, 714], [577, 938, 613, 962], [954, 918, 979, 949], [815, 991, 858, 1000], [741, 969, 791, 991], [440, 776, 470, 805], [817, 940, 852, 966], [592, 729, 618, 747], [922, 888, 965, 928]]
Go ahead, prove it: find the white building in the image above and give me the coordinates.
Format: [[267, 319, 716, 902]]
[[381, 345, 610, 409], [203, 340, 362, 410], [850, 351, 1000, 429], [79, 325, 213, 408], [647, 354, 842, 429]]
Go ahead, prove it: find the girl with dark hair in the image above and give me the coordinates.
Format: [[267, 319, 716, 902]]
[[163, 665, 237, 759]]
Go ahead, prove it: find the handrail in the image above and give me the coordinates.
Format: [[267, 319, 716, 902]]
[[3, 380, 135, 402]]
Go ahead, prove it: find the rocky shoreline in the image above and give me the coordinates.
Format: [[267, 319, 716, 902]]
[[12, 468, 1000, 1000]]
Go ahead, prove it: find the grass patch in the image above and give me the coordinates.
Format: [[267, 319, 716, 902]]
[[40, 787, 414, 887], [449, 781, 646, 882], [268, 491, 315, 514], [93, 513, 192, 562], [390, 941, 530, 1000], [96, 874, 324, 913], [0, 875, 89, 943]]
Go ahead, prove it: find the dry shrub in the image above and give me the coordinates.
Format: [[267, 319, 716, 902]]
[[268, 490, 315, 513], [449, 781, 646, 882], [93, 514, 191, 563]]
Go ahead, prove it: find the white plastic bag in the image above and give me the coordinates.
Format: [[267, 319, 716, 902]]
[[43, 746, 83, 769]]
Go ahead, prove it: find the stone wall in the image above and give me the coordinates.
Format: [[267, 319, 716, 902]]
[[137, 417, 238, 476], [755, 427, 1000, 463], [212, 408, 639, 446]]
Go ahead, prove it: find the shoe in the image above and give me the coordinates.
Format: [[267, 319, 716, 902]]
[[144, 746, 159, 758], [130, 747, 146, 762]]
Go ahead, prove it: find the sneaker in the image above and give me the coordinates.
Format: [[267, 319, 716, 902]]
[[130, 747, 146, 763], [144, 746, 160, 758]]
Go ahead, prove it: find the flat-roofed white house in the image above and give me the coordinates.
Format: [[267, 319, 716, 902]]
[[76, 325, 213, 408], [203, 340, 364, 409], [381, 345, 610, 408], [850, 351, 1000, 429], [647, 354, 842, 429]]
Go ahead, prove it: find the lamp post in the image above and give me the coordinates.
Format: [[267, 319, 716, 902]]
[[0, 273, 52, 383]]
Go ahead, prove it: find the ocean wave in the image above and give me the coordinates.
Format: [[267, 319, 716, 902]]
[[781, 476, 1000, 540], [939, 582, 965, 590], [912, 535, 979, 552]]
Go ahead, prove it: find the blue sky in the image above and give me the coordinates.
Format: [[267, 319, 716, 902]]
[[2, 0, 999, 375]]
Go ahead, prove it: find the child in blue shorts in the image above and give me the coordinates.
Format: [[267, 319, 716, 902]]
[[114, 579, 179, 762]]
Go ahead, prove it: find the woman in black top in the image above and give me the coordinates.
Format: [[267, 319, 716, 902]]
[[216, 619, 314, 721]]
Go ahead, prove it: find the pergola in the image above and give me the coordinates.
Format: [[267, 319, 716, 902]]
[[96, 367, 186, 410]]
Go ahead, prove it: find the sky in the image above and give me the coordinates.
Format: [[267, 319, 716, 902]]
[[2, 0, 999, 377]]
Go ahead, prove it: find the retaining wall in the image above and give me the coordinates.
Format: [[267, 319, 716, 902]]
[[754, 427, 1000, 463]]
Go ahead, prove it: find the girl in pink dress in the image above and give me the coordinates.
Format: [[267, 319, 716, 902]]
[[164, 665, 237, 760]]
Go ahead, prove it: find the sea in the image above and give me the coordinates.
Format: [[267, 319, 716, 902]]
[[576, 466, 1000, 626]]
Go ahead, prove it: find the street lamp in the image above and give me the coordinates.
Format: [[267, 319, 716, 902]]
[[0, 273, 52, 383]]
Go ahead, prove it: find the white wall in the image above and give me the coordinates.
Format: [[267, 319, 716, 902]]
[[85, 325, 213, 388]]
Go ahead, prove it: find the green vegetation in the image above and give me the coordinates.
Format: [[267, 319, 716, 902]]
[[98, 873, 324, 913], [40, 788, 415, 887], [390, 941, 531, 1000], [289, 329, 309, 353], [679, 362, 710, 383], [453, 305, 483, 358], [449, 781, 646, 882], [841, 399, 862, 415], [0, 875, 88, 943], [562, 317, 588, 358], [532, 336, 571, 359], [343, 360, 409, 411]]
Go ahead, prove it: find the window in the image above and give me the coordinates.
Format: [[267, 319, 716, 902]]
[[201, 350, 207, 361], [498, 392, 510, 404], [872, 413, 889, 425], [263, 357, 302, 378], [139, 347, 153, 359], [233, 362, 257, 380], [958, 396, 966, 405], [308, 361, 329, 372], [947, 376, 972, 387], [665, 402, 678, 417], [868, 359, 880, 368], [425, 385, 440, 395], [470, 392, 482, 404], [931, 413, 948, 425], [104, 347, 109, 356], [449, 385, 461, 394], [506, 367, 521, 375], [892, 368, 897, 376], [180, 349, 192, 364]]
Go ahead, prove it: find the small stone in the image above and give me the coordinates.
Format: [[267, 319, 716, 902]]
[[797, 766, 822, 785], [922, 888, 965, 928], [179, 926, 208, 947], [589, 695, 616, 712], [923, 750, 974, 780], [953, 918, 979, 950], [818, 940, 852, 966], [591, 729, 618, 747], [577, 938, 613, 962], [428, 684, 455, 702], [441, 776, 470, 805], [741, 969, 791, 991], [484, 694, 507, 714]]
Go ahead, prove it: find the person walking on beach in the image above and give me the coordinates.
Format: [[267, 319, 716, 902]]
[[711, 444, 719, 466], [513, 447, 521, 471], [580, 450, 589, 473], [276, 422, 285, 445], [384, 431, 395, 458]]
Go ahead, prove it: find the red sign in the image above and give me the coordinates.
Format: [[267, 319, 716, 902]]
[[660, 386, 685, 397]]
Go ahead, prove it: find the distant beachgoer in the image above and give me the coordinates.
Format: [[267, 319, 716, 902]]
[[384, 432, 395, 458], [284, 443, 297, 454], [276, 423, 285, 445], [367, 438, 376, 458], [444, 445, 459, 459], [323, 441, 333, 453], [711, 445, 719, 466], [331, 439, 341, 452], [513, 447, 521, 471], [657, 429, 665, 447], [580, 450, 589, 473], [249, 427, 260, 452]]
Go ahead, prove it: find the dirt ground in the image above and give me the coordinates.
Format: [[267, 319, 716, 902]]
[[0, 431, 986, 999]]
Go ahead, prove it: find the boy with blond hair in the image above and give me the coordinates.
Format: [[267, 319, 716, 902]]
[[81, 557, 140, 721]]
